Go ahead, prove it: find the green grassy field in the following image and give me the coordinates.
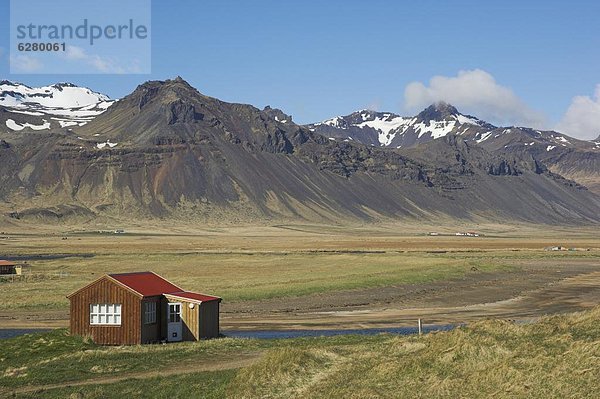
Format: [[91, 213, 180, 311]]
[[1, 228, 597, 313], [0, 329, 265, 390], [0, 250, 520, 311], [2, 306, 600, 398]]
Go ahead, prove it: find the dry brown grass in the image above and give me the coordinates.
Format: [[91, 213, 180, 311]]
[[228, 307, 600, 398], [2, 306, 600, 398]]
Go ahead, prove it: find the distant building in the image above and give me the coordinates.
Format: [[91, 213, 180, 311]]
[[455, 232, 481, 237], [68, 271, 221, 345], [544, 246, 566, 251], [0, 260, 20, 275]]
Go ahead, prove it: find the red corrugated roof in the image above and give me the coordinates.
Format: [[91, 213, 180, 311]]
[[165, 291, 221, 303], [109, 271, 183, 297], [0, 260, 15, 266]]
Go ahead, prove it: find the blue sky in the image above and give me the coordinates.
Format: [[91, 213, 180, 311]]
[[8, 0, 150, 74], [1, 0, 600, 138]]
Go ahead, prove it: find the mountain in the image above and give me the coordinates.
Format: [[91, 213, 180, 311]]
[[441, 123, 600, 196], [307, 102, 494, 148], [310, 103, 600, 195], [0, 78, 599, 225], [0, 81, 115, 132]]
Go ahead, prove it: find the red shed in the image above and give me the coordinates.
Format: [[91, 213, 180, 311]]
[[0, 260, 19, 275], [67, 271, 221, 345]]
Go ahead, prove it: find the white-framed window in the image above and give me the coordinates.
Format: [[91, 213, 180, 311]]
[[168, 303, 181, 323], [144, 301, 157, 324], [90, 303, 122, 325]]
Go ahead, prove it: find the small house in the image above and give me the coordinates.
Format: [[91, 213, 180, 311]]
[[67, 271, 221, 345], [0, 260, 18, 275]]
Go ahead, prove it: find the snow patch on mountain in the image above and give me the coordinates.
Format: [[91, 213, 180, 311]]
[[475, 131, 493, 143], [552, 135, 571, 145], [0, 81, 110, 108], [414, 120, 457, 139], [456, 114, 484, 126], [7, 109, 45, 116], [58, 120, 80, 128], [6, 118, 51, 131], [0, 80, 115, 130], [319, 116, 347, 129], [357, 115, 414, 146], [96, 140, 118, 149]]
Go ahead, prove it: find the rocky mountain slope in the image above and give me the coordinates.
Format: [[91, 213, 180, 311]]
[[310, 103, 600, 195], [0, 78, 599, 225]]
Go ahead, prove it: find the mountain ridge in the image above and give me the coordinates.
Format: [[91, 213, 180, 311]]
[[1, 77, 599, 225], [309, 102, 598, 148], [308, 103, 600, 195]]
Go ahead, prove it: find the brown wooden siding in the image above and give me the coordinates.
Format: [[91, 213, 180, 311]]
[[199, 301, 220, 339], [160, 297, 168, 340], [180, 301, 199, 341], [163, 296, 200, 341], [69, 277, 142, 345], [0, 265, 16, 274], [140, 297, 162, 343], [162, 296, 220, 340]]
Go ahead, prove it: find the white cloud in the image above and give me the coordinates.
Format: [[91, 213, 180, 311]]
[[63, 45, 127, 74], [64, 45, 87, 61], [556, 85, 600, 141], [365, 100, 381, 112], [404, 69, 546, 128], [9, 54, 43, 72]]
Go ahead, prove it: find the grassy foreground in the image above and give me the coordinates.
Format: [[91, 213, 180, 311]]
[[2, 306, 600, 398]]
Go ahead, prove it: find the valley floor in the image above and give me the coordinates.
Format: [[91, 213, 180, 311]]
[[0, 221, 598, 331], [0, 221, 599, 397], [3, 261, 600, 333]]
